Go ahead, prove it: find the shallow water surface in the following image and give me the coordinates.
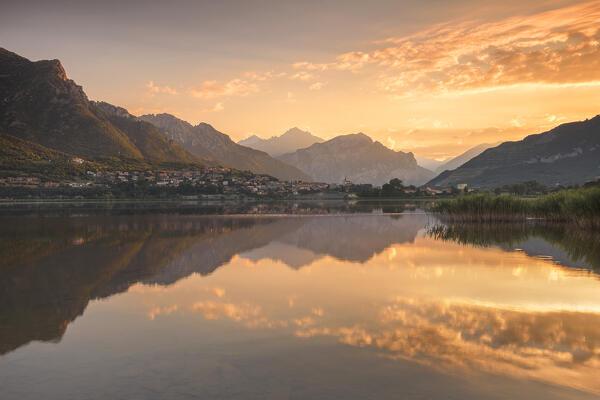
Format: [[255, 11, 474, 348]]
[[1, 208, 599, 399]]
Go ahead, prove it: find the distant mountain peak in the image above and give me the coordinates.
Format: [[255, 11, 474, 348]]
[[281, 127, 310, 137], [196, 121, 216, 130], [238, 127, 324, 157], [330, 132, 373, 145], [138, 113, 312, 181], [278, 132, 434, 185], [93, 101, 135, 119]]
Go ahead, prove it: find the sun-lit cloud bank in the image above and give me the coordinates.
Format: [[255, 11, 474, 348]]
[[295, 1, 600, 96]]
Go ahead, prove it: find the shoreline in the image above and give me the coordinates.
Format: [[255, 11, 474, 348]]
[[0, 196, 439, 205]]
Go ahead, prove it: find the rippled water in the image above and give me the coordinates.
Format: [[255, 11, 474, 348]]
[[1, 203, 599, 399]]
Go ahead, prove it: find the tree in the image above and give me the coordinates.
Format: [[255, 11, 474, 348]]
[[381, 178, 404, 196]]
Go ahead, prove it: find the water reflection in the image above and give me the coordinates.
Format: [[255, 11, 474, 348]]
[[1, 211, 600, 399], [0, 199, 410, 217], [429, 222, 600, 272]]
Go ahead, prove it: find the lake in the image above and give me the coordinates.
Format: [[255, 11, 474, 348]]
[[1, 202, 599, 399]]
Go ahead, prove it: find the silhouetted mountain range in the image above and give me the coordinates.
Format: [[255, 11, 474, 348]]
[[139, 113, 311, 181], [428, 116, 600, 187], [278, 133, 434, 185], [238, 127, 324, 156]]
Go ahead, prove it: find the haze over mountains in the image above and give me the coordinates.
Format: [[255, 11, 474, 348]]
[[415, 157, 446, 172], [278, 133, 434, 186], [238, 127, 324, 156], [138, 113, 311, 181], [428, 116, 600, 188], [433, 142, 499, 174]]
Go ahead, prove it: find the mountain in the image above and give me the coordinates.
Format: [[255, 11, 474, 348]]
[[238, 127, 324, 156], [278, 133, 434, 185], [0, 132, 96, 179], [0, 48, 200, 164], [415, 156, 446, 171], [138, 113, 311, 181], [428, 116, 600, 188], [434, 142, 498, 174]]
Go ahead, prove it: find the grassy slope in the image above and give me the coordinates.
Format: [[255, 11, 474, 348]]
[[0, 133, 208, 180], [0, 132, 92, 179]]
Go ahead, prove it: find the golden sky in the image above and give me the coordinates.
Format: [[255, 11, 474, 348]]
[[3, 0, 600, 159]]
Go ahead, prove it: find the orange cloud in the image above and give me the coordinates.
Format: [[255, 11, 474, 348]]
[[299, 1, 600, 95], [200, 102, 224, 113], [308, 81, 325, 90], [145, 80, 177, 95], [188, 78, 259, 98], [291, 71, 317, 81], [190, 301, 260, 321], [292, 61, 330, 71]]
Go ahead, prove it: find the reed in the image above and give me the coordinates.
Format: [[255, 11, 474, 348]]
[[430, 187, 600, 229]]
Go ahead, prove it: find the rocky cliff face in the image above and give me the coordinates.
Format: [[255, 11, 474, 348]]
[[278, 133, 434, 185], [238, 127, 324, 156], [427, 116, 600, 187], [0, 48, 200, 163], [139, 113, 312, 181]]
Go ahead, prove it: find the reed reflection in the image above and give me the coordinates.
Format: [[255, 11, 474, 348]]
[[428, 222, 600, 271]]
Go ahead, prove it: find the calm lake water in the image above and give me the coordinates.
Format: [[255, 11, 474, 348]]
[[1, 202, 599, 399]]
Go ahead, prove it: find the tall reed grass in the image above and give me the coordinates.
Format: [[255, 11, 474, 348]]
[[430, 186, 600, 229]]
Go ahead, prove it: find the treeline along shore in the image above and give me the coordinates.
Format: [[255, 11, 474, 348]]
[[430, 186, 600, 229]]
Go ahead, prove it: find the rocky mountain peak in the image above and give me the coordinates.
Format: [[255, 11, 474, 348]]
[[329, 132, 373, 146], [93, 101, 134, 119], [281, 127, 310, 138]]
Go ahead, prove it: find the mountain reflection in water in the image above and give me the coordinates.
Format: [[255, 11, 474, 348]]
[[1, 210, 599, 399]]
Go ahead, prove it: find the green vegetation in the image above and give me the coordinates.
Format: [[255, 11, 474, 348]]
[[0, 133, 207, 182], [494, 180, 551, 195], [0, 133, 94, 179], [430, 186, 600, 229], [358, 178, 450, 198]]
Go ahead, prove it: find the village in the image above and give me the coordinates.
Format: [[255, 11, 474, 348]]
[[0, 166, 335, 198]]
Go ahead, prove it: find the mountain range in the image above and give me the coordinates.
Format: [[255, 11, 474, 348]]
[[238, 127, 324, 156], [428, 116, 600, 188], [138, 113, 311, 181], [0, 47, 313, 181], [278, 133, 434, 186], [1, 47, 598, 188], [0, 48, 200, 165]]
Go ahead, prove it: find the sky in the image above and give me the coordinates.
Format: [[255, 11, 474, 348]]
[[2, 0, 600, 160]]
